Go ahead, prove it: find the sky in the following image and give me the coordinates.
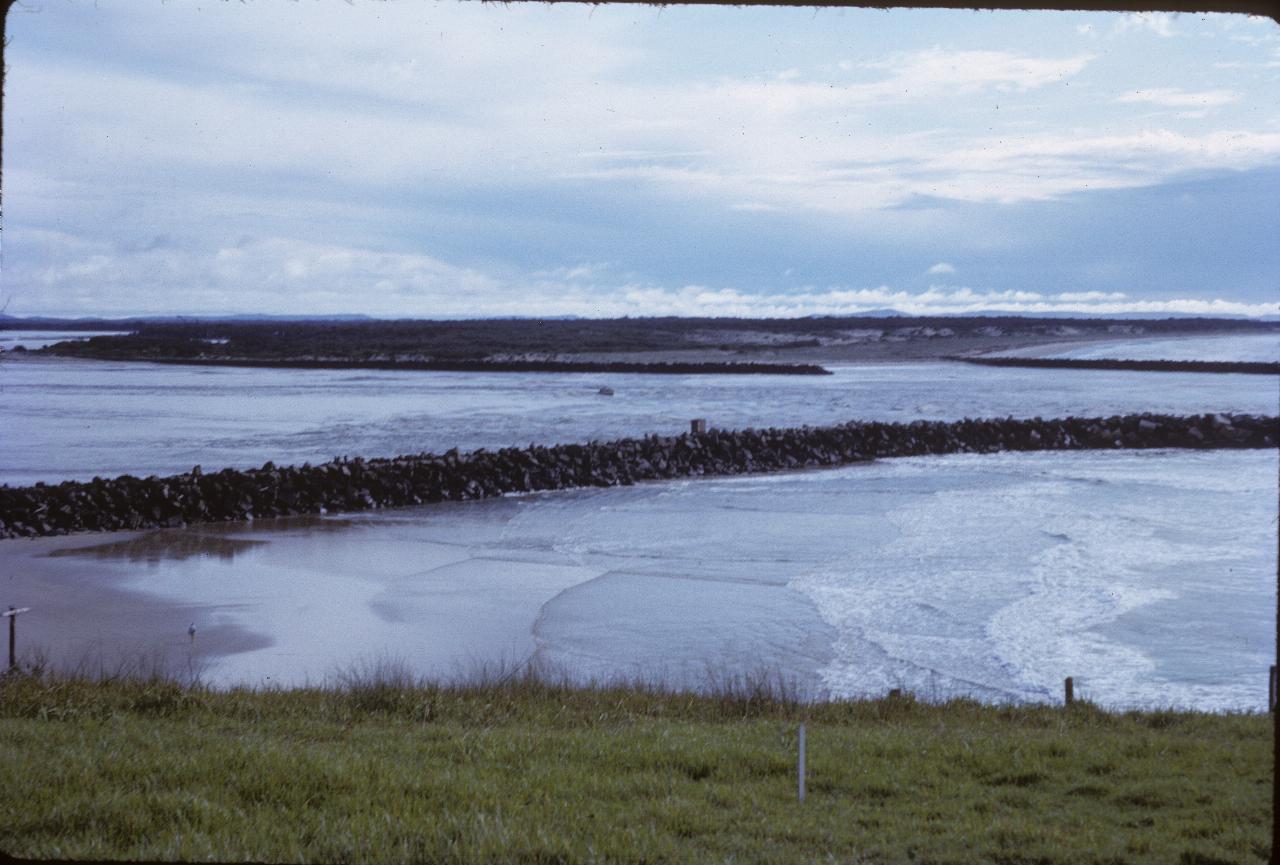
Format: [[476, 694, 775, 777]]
[[3, 1, 1279, 319]]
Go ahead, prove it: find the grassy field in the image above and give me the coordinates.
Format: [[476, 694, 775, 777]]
[[0, 665, 1271, 864]]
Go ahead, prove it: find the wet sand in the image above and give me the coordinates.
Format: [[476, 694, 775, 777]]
[[0, 506, 609, 687], [0, 530, 273, 679]]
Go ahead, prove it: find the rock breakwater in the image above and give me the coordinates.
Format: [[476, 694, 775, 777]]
[[956, 357, 1280, 375], [1, 413, 1274, 539]]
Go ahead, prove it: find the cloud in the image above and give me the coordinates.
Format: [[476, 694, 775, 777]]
[[1112, 13, 1177, 38], [694, 49, 1094, 123], [10, 232, 1277, 320], [858, 48, 1094, 96], [4, 4, 1278, 321], [909, 128, 1280, 204], [927, 262, 956, 275], [12, 6, 1275, 245], [1055, 291, 1129, 302], [10, 40, 1108, 219], [532, 262, 617, 282], [1116, 88, 1240, 109], [13, 236, 504, 318]]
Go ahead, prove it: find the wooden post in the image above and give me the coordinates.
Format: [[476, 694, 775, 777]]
[[1064, 676, 1074, 706], [690, 418, 707, 434], [1269, 665, 1276, 713], [797, 723, 806, 803], [3, 607, 31, 672]]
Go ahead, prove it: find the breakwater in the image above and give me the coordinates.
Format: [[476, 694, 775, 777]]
[[1, 412, 1274, 539], [955, 356, 1280, 375]]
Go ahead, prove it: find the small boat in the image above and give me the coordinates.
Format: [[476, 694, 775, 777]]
[[597, 386, 615, 396]]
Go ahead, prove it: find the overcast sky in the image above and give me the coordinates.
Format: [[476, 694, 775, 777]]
[[4, 1, 1279, 319]]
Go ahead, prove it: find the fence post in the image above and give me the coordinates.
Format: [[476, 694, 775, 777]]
[[3, 607, 32, 672], [690, 419, 707, 435], [797, 723, 806, 803], [1064, 676, 1074, 706]]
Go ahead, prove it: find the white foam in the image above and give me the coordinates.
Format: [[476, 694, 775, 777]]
[[789, 450, 1276, 709]]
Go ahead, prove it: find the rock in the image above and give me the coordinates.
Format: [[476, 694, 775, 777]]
[[2, 412, 1276, 538]]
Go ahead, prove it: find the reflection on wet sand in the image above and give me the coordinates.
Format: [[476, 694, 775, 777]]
[[48, 531, 266, 563], [43, 623, 275, 683], [45, 515, 358, 563], [190, 514, 356, 536]]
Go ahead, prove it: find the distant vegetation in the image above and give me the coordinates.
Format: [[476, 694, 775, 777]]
[[18, 313, 1280, 367], [0, 662, 1269, 864], [71, 356, 834, 376]]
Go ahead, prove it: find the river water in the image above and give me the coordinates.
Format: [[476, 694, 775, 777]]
[[1, 334, 1276, 710]]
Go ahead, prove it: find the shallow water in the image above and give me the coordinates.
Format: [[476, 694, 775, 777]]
[[2, 449, 1273, 711]]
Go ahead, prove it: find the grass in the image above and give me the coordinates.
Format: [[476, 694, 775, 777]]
[[0, 657, 1271, 864]]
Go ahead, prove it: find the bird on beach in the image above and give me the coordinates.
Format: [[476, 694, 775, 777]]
[[188, 623, 196, 642]]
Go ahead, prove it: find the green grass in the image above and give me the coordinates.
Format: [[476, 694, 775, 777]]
[[0, 664, 1271, 864]]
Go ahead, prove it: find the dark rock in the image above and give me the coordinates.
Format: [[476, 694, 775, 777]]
[[0, 412, 1275, 539]]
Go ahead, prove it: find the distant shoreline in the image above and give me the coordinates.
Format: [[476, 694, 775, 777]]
[[32, 355, 834, 376], [954, 356, 1280, 375], [22, 313, 1279, 370]]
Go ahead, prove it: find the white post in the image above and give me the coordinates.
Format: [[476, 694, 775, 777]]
[[798, 723, 806, 803]]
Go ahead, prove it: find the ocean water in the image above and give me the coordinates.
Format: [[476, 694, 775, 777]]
[[0, 343, 1275, 710]]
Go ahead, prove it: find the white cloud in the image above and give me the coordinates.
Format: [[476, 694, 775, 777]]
[[1116, 88, 1240, 109], [15, 236, 504, 318], [5, 4, 1278, 321], [12, 9, 1274, 235], [927, 262, 956, 275], [10, 233, 1277, 320], [1056, 291, 1129, 302], [532, 263, 617, 282], [858, 48, 1094, 96], [910, 128, 1280, 204], [1112, 13, 1177, 38]]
